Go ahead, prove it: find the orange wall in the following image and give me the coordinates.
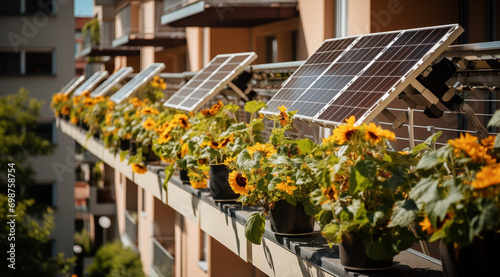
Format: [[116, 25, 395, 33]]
[[208, 28, 251, 60], [175, 215, 208, 277], [114, 172, 126, 238], [297, 0, 335, 57], [155, 45, 188, 73], [186, 27, 204, 71]]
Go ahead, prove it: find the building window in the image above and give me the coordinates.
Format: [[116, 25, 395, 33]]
[[0, 0, 53, 15], [35, 121, 56, 144], [0, 50, 54, 75], [197, 231, 208, 272], [25, 182, 56, 207], [265, 35, 277, 63]]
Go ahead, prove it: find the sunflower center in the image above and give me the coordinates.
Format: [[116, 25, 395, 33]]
[[345, 130, 355, 140], [235, 174, 247, 187], [368, 131, 379, 140]]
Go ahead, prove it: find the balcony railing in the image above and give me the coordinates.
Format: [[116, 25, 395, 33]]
[[152, 236, 175, 277], [125, 210, 138, 247], [163, 0, 298, 13]]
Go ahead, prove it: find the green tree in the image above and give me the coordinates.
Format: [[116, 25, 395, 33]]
[[0, 89, 74, 276], [0, 194, 75, 276], [86, 241, 145, 277], [0, 88, 53, 188]]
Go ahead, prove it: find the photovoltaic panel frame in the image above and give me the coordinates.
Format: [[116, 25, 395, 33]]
[[91, 67, 133, 97], [73, 71, 109, 96], [110, 63, 165, 103], [62, 75, 85, 95], [260, 24, 463, 128], [163, 52, 257, 112]]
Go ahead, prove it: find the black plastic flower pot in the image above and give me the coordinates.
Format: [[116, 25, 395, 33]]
[[179, 169, 190, 185], [269, 200, 315, 236], [209, 164, 238, 201], [440, 231, 500, 277], [339, 232, 393, 271], [120, 139, 130, 151]]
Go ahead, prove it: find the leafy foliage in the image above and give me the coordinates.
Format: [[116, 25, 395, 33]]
[[0, 89, 53, 187], [0, 195, 75, 277], [86, 241, 145, 277], [311, 117, 422, 260]]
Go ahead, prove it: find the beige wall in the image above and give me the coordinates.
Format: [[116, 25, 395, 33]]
[[137, 189, 154, 275], [297, 0, 335, 57], [115, 172, 127, 238], [175, 215, 209, 277], [186, 27, 204, 71]]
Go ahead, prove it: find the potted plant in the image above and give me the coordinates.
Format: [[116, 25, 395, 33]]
[[392, 113, 500, 276], [225, 104, 318, 244], [50, 91, 71, 119], [311, 116, 421, 271], [199, 100, 266, 201]]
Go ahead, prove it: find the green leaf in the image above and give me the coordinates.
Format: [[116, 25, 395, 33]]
[[250, 120, 265, 132], [236, 149, 261, 170], [245, 212, 266, 245], [120, 150, 129, 162], [388, 199, 418, 227], [416, 145, 451, 170], [321, 223, 342, 243], [349, 159, 377, 193], [294, 138, 316, 154], [244, 100, 267, 114], [487, 110, 500, 128], [163, 164, 175, 188], [347, 199, 368, 224]]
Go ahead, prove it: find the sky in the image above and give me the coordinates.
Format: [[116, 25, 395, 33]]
[[74, 0, 93, 17]]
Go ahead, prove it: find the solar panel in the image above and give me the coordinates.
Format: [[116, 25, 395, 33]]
[[261, 24, 463, 128], [62, 75, 85, 95], [163, 52, 257, 112], [90, 67, 133, 98], [73, 71, 109, 96], [109, 63, 166, 103]]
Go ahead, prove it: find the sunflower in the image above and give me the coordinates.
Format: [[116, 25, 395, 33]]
[[275, 177, 297, 195], [247, 142, 276, 158], [449, 133, 496, 164], [209, 141, 220, 149], [70, 115, 79, 124], [72, 95, 82, 105], [180, 143, 188, 157], [61, 106, 70, 115], [215, 134, 234, 149], [173, 113, 190, 128], [333, 116, 358, 145], [131, 163, 147, 174], [141, 107, 160, 115], [363, 122, 384, 144], [52, 93, 64, 104], [471, 164, 500, 189], [481, 135, 496, 148], [277, 105, 290, 126], [107, 100, 115, 110], [191, 179, 207, 189], [81, 91, 91, 97], [155, 121, 169, 134], [223, 156, 236, 166], [129, 97, 145, 107], [419, 216, 433, 235], [228, 171, 250, 195], [142, 117, 157, 130], [158, 130, 172, 144], [322, 185, 338, 201], [83, 97, 94, 108], [94, 96, 105, 103]]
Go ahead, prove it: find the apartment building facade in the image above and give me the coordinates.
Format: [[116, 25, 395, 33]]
[[74, 0, 499, 276], [0, 0, 76, 264]]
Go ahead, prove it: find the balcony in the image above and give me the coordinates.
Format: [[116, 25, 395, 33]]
[[161, 0, 298, 27], [89, 186, 117, 216], [152, 236, 175, 277], [124, 210, 138, 249], [81, 19, 141, 57], [113, 1, 186, 48]]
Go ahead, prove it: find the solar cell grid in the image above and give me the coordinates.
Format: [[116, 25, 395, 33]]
[[164, 52, 257, 112], [315, 25, 461, 126], [263, 36, 358, 115], [110, 63, 165, 103], [74, 71, 109, 96], [91, 67, 133, 97]]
